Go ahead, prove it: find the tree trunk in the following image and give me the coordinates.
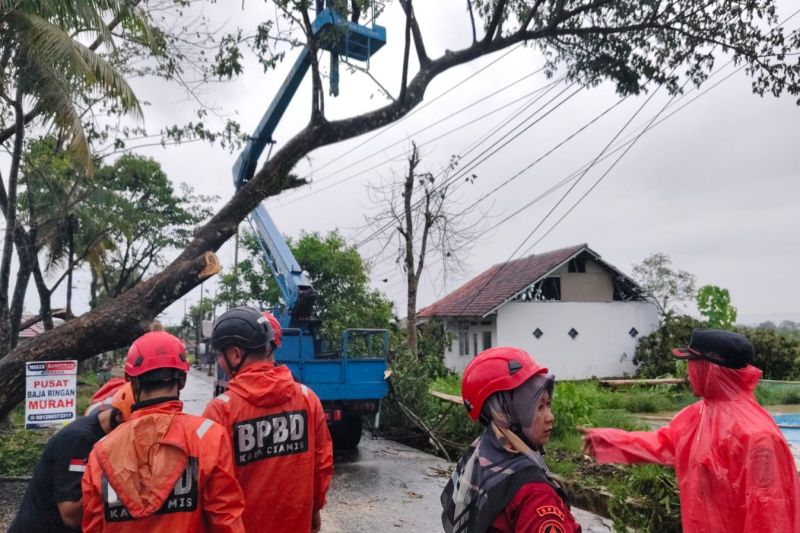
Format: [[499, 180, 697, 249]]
[[403, 145, 417, 354], [9, 258, 31, 346], [66, 214, 75, 318], [0, 87, 25, 354], [89, 268, 99, 309], [406, 275, 418, 353], [32, 262, 54, 331]]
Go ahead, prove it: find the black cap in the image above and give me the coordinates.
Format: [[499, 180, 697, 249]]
[[672, 328, 754, 369], [211, 306, 274, 352]]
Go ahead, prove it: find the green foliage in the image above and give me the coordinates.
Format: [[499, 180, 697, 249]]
[[631, 253, 696, 321], [382, 326, 481, 458], [635, 310, 800, 381], [216, 230, 394, 346], [633, 315, 705, 378], [551, 381, 596, 438], [431, 374, 461, 396], [550, 381, 681, 437], [755, 382, 800, 405], [1, 0, 147, 168], [607, 465, 682, 532], [0, 425, 49, 476], [697, 285, 737, 329], [293, 231, 393, 342], [215, 231, 274, 309], [738, 326, 800, 380], [383, 347, 481, 458], [19, 144, 214, 308], [591, 409, 648, 431], [89, 154, 215, 305]]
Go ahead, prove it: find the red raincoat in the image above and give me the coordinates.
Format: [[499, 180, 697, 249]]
[[586, 361, 800, 532], [203, 361, 334, 533], [82, 400, 245, 532]]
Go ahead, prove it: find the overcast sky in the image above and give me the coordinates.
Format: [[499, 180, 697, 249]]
[[25, 1, 800, 328]]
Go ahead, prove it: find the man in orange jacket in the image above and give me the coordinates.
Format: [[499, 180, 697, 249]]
[[203, 306, 334, 533], [81, 331, 245, 532]]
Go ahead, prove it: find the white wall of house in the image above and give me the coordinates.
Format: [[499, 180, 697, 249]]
[[495, 301, 659, 379], [443, 318, 497, 374]]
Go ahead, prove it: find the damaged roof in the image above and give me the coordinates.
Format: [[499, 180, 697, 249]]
[[417, 244, 643, 318]]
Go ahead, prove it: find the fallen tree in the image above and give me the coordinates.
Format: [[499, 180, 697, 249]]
[[2, 0, 800, 419]]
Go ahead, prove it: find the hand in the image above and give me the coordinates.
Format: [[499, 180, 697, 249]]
[[311, 509, 321, 533], [576, 426, 595, 458]]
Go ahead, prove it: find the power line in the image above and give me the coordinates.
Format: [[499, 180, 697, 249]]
[[354, 78, 581, 247], [293, 68, 544, 188], [450, 81, 670, 316], [364, 13, 800, 312], [483, 64, 743, 235], [346, 77, 573, 244], [298, 43, 525, 179], [274, 72, 556, 210]]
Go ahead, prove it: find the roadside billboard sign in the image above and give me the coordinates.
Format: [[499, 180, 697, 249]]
[[25, 360, 78, 429]]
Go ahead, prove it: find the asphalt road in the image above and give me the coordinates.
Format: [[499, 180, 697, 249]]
[[183, 367, 615, 532]]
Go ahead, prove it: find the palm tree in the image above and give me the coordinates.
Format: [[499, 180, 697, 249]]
[[1, 1, 143, 167], [0, 0, 149, 350]]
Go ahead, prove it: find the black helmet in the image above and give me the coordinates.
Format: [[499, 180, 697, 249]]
[[211, 306, 274, 352]]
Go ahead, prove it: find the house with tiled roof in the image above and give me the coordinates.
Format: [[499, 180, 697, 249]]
[[418, 244, 658, 378]]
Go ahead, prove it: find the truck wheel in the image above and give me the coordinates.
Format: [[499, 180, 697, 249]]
[[334, 413, 362, 449]]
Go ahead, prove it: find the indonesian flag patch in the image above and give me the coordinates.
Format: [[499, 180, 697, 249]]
[[68, 458, 87, 473]]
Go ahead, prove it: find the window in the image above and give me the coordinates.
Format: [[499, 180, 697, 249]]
[[482, 331, 492, 350], [473, 333, 478, 356], [458, 325, 470, 356], [568, 255, 586, 273]]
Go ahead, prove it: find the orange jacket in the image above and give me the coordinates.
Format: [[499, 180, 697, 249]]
[[586, 362, 800, 532], [82, 400, 245, 532], [203, 361, 334, 533]]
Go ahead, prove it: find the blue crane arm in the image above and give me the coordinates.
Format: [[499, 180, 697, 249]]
[[230, 8, 386, 328], [232, 47, 311, 189], [231, 48, 314, 327], [247, 204, 311, 316]]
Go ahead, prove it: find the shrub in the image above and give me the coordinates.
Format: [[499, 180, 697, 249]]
[[633, 315, 704, 378], [607, 464, 682, 532], [755, 382, 800, 405], [382, 348, 480, 458], [0, 417, 49, 476], [737, 326, 800, 380], [551, 381, 596, 438]]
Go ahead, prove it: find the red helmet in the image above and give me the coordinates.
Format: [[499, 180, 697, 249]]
[[125, 331, 189, 378], [262, 312, 282, 348], [461, 346, 548, 421]]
